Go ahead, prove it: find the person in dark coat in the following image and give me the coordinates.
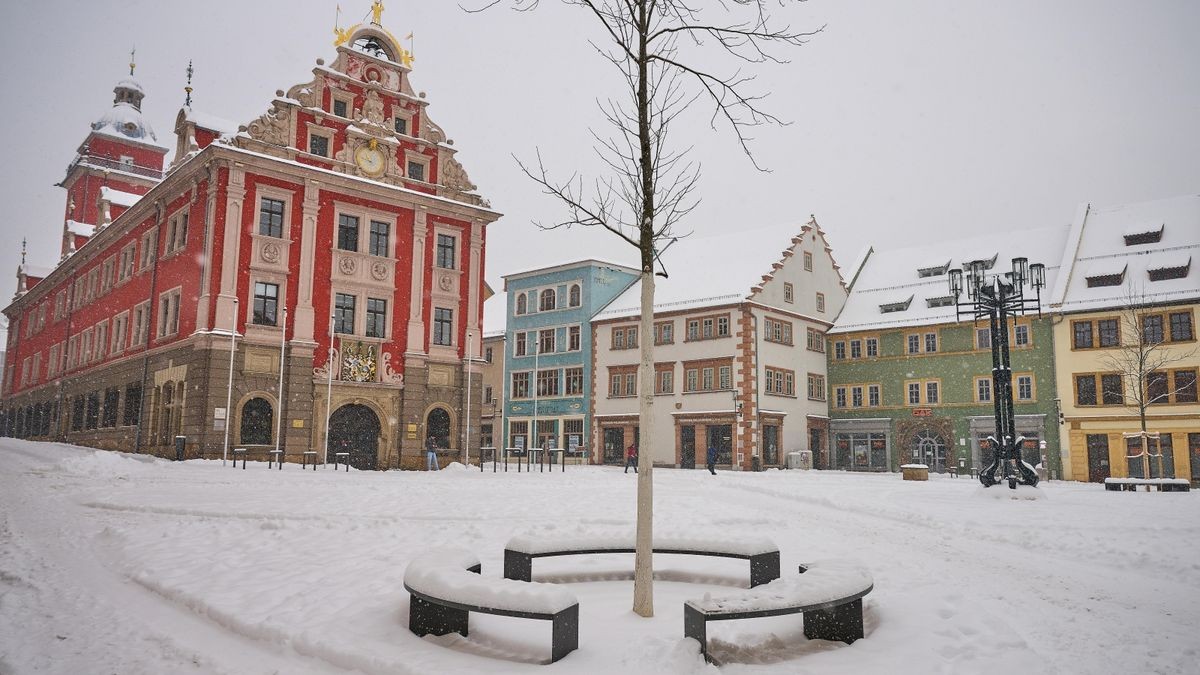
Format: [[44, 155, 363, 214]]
[[425, 434, 440, 471], [625, 442, 638, 473], [706, 444, 718, 475]]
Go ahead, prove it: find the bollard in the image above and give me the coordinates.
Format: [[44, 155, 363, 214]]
[[174, 435, 186, 462]]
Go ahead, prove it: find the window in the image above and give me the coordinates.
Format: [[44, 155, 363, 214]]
[[908, 382, 921, 405], [369, 220, 390, 256], [253, 282, 279, 326], [686, 368, 698, 392], [654, 321, 674, 345], [333, 98, 348, 117], [94, 324, 107, 362], [102, 387, 120, 428], [1075, 374, 1097, 406], [702, 318, 714, 339], [140, 228, 157, 270], [118, 244, 135, 282], [835, 341, 846, 360], [807, 328, 825, 352], [538, 328, 555, 354], [483, 386, 493, 404], [85, 392, 100, 430], [1169, 312, 1194, 342], [565, 367, 584, 396], [610, 368, 637, 397], [394, 116, 408, 135], [1098, 319, 1119, 347], [101, 259, 114, 293], [971, 327, 990, 350], [165, 211, 188, 255], [309, 133, 329, 157], [569, 284, 581, 307], [407, 159, 426, 182], [784, 282, 794, 303], [433, 308, 454, 346], [1147, 371, 1169, 405], [1142, 315, 1164, 345], [926, 381, 939, 404], [807, 374, 826, 401], [123, 384, 142, 426], [1016, 375, 1033, 401], [1073, 320, 1094, 349], [765, 317, 793, 345], [1176, 369, 1198, 403], [865, 337, 878, 357], [337, 214, 359, 251], [132, 302, 150, 346], [835, 387, 847, 408], [717, 316, 730, 337], [977, 377, 992, 403], [655, 365, 674, 394], [907, 334, 921, 354], [512, 372, 530, 399], [258, 197, 285, 237], [366, 298, 387, 338], [1101, 373, 1124, 405], [626, 327, 638, 348], [851, 386, 863, 407], [868, 384, 880, 407], [436, 234, 456, 269], [537, 369, 559, 397], [1014, 324, 1030, 347], [568, 325, 581, 351], [719, 365, 732, 390], [702, 368, 714, 391], [803, 252, 813, 271], [612, 327, 626, 349], [334, 293, 356, 333], [625, 373, 637, 396], [924, 333, 938, 353], [849, 340, 862, 359], [687, 320, 699, 341], [516, 294, 527, 315], [514, 332, 527, 357], [485, 347, 493, 363], [157, 289, 181, 338], [816, 292, 826, 313]]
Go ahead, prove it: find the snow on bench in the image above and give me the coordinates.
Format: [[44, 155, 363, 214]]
[[403, 547, 580, 663], [684, 560, 874, 662], [504, 531, 781, 587], [1104, 477, 1190, 492]]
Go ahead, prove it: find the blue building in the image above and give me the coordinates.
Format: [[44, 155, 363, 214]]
[[502, 260, 640, 453]]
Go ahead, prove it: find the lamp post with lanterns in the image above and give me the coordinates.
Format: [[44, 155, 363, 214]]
[[948, 256, 1046, 489]]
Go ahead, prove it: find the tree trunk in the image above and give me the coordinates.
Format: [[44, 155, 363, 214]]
[[633, 270, 655, 617]]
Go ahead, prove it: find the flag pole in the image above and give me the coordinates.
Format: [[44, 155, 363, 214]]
[[274, 306, 287, 457], [324, 313, 335, 466]]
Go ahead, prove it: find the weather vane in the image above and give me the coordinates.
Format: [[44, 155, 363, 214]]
[[129, 47, 136, 76], [185, 60, 194, 106]]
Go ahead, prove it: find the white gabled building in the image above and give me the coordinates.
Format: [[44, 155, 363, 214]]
[[589, 217, 848, 470]]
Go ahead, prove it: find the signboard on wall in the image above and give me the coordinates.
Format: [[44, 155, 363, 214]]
[[913, 408, 933, 417]]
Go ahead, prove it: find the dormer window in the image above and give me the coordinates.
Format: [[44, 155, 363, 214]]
[[333, 98, 348, 118], [1123, 223, 1164, 246], [309, 133, 329, 157], [918, 261, 951, 278], [880, 295, 914, 313], [1148, 255, 1190, 282], [394, 116, 408, 135], [1085, 263, 1127, 288]]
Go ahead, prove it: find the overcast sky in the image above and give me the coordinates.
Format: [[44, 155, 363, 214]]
[[1, 0, 1197, 338]]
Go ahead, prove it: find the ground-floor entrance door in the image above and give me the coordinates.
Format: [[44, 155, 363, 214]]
[[1086, 434, 1110, 483], [603, 427, 624, 465], [811, 428, 824, 469], [707, 424, 732, 465], [680, 425, 696, 469], [1190, 433, 1200, 484], [329, 404, 381, 470], [763, 425, 779, 465], [915, 431, 947, 473]]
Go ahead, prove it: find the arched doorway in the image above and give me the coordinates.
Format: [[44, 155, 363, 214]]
[[426, 407, 451, 449], [913, 430, 947, 473], [240, 397, 273, 446], [328, 404, 382, 470]]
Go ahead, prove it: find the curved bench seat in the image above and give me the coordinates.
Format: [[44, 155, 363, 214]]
[[403, 547, 580, 663], [504, 532, 780, 587]]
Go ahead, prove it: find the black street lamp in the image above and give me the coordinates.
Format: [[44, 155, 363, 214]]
[[949, 256, 1047, 489]]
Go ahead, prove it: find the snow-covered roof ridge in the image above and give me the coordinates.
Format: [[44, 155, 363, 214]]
[[99, 187, 142, 208], [182, 107, 240, 136], [1053, 193, 1200, 313], [502, 258, 640, 282], [830, 223, 1070, 334]]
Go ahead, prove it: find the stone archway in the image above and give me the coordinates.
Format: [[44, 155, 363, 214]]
[[329, 404, 382, 470], [426, 407, 451, 449]]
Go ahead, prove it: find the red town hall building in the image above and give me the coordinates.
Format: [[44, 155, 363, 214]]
[[1, 15, 498, 469]]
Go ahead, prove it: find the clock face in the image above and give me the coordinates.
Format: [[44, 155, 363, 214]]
[[355, 146, 386, 177]]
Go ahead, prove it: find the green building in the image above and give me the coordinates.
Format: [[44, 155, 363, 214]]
[[825, 227, 1068, 475]]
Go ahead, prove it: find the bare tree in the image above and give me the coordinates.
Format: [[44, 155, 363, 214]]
[[1097, 284, 1197, 478], [470, 0, 819, 617]]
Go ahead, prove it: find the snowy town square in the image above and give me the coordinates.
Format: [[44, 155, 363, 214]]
[[2, 1, 1199, 673], [1, 439, 1198, 674]]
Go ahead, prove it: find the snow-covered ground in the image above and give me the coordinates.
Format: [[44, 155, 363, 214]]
[[2, 438, 1198, 675]]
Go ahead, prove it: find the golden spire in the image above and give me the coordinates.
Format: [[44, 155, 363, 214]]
[[129, 46, 136, 76], [185, 60, 194, 106], [371, 1, 384, 26]]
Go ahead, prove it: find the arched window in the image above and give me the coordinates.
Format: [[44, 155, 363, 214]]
[[912, 430, 947, 473], [426, 407, 452, 448], [240, 397, 274, 445], [539, 289, 556, 312], [516, 294, 527, 315], [569, 284, 581, 307]]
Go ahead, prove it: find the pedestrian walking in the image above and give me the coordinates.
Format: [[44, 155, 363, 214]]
[[426, 434, 440, 471], [625, 442, 638, 474], [706, 444, 718, 475]]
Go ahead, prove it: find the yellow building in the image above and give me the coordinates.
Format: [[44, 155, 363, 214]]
[[1049, 196, 1199, 483]]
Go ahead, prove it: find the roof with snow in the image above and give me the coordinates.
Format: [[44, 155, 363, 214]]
[[1050, 194, 1200, 313], [829, 224, 1070, 334], [593, 220, 830, 321], [99, 186, 141, 208], [19, 264, 54, 280], [183, 108, 240, 136], [66, 220, 95, 238]]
